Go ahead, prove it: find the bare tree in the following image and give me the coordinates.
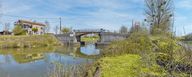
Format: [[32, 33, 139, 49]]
[[144, 0, 174, 35], [129, 22, 142, 33], [4, 23, 10, 31], [54, 25, 59, 34], [119, 25, 128, 34], [44, 20, 50, 33], [3, 23, 10, 35]]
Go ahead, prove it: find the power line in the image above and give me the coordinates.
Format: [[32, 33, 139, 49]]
[[0, 14, 61, 20], [0, 19, 61, 24], [0, 14, 66, 25]]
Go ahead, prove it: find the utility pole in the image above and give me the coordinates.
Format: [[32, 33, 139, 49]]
[[59, 17, 62, 34]]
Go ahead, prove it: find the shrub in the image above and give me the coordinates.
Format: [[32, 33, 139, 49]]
[[102, 30, 152, 56], [61, 27, 70, 33], [13, 25, 26, 35], [151, 36, 180, 54], [32, 28, 38, 33]]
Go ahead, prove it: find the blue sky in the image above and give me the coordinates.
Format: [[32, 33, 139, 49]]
[[0, 0, 192, 36]]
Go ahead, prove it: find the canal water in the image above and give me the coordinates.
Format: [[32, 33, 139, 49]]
[[0, 44, 102, 77]]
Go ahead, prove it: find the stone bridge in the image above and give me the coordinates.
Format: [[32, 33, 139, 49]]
[[54, 29, 129, 45]]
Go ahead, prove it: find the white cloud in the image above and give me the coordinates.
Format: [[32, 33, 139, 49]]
[[173, 0, 192, 36], [176, 0, 192, 9]]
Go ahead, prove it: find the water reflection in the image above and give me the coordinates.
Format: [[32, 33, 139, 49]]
[[0, 44, 102, 77], [80, 44, 100, 55]]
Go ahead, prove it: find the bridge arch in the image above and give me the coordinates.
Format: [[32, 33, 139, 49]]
[[75, 32, 101, 43], [74, 29, 105, 43]]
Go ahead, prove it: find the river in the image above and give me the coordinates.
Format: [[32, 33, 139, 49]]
[[0, 44, 102, 77]]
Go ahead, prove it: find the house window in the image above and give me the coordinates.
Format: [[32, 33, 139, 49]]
[[30, 25, 32, 28], [24, 25, 27, 28], [23, 24, 30, 29]]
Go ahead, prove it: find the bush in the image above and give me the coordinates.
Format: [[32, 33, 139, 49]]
[[32, 28, 38, 33], [102, 30, 152, 56], [151, 36, 180, 54], [61, 27, 70, 33], [13, 25, 26, 35]]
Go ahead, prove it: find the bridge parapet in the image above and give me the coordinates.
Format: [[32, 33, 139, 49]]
[[73, 29, 106, 33], [54, 33, 77, 44], [100, 32, 129, 36], [99, 32, 129, 43]]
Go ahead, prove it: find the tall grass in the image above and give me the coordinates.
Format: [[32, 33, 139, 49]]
[[47, 62, 93, 77]]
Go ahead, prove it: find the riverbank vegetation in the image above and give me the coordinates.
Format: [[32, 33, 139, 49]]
[[0, 34, 62, 48], [1, 0, 191, 77], [48, 63, 92, 77], [88, 0, 192, 77], [97, 30, 191, 77]]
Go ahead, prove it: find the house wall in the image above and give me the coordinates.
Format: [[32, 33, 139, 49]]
[[19, 23, 45, 35], [31, 25, 45, 35]]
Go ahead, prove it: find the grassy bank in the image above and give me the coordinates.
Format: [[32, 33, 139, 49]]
[[0, 35, 62, 48], [99, 54, 142, 77], [98, 54, 169, 77], [97, 54, 189, 77]]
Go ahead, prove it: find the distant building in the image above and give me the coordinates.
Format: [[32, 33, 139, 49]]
[[0, 30, 12, 35], [15, 20, 46, 35]]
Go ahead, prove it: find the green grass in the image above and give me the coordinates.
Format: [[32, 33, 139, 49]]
[[99, 54, 141, 77], [98, 54, 169, 77], [81, 36, 99, 42], [0, 35, 62, 48]]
